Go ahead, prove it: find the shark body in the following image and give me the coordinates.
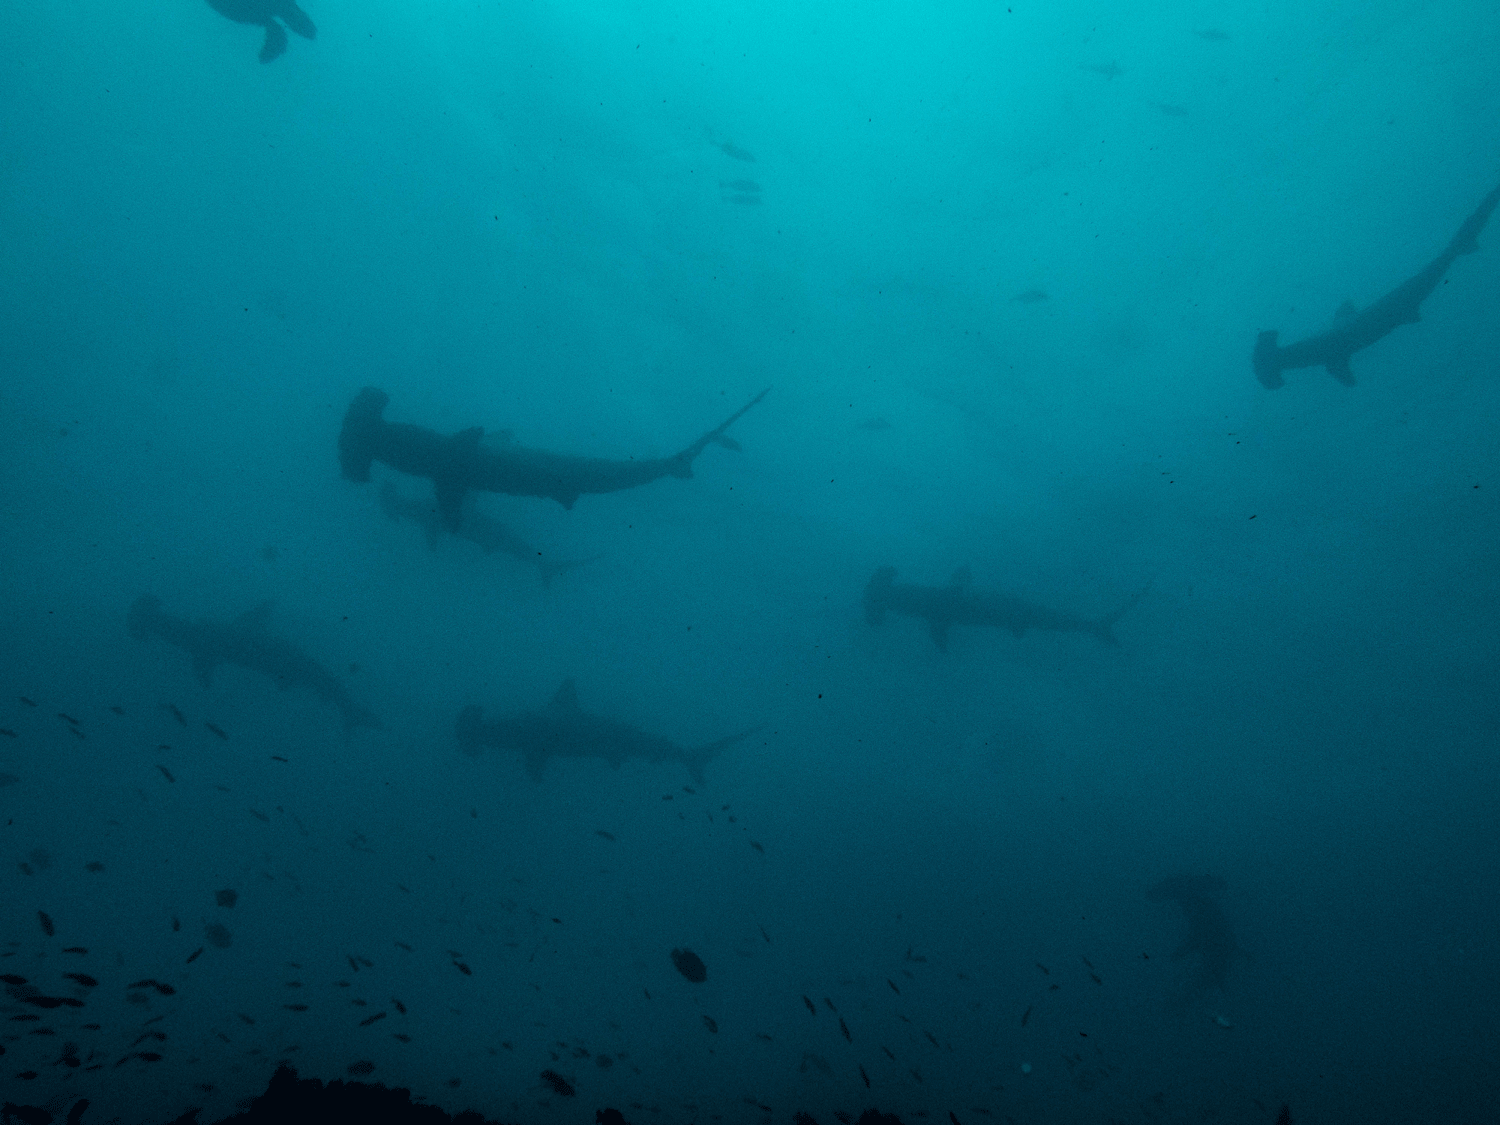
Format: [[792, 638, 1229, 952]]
[[379, 483, 596, 587], [456, 679, 758, 784], [340, 387, 769, 531], [1254, 179, 1500, 388], [128, 595, 378, 734], [863, 566, 1129, 652], [1147, 874, 1244, 1010], [205, 0, 316, 63]]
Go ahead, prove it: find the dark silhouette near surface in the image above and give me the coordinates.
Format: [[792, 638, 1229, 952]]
[[340, 387, 769, 530], [863, 566, 1133, 651], [128, 595, 378, 734], [379, 482, 597, 587], [1147, 874, 1244, 1011], [1254, 179, 1500, 388], [206, 0, 316, 63], [456, 679, 759, 783]]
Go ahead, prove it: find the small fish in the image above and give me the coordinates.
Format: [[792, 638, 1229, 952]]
[[347, 1060, 374, 1076], [1153, 103, 1189, 117], [702, 1015, 718, 1033], [357, 956, 373, 967], [20, 696, 37, 707], [0, 730, 16, 739], [1081, 956, 1094, 970], [360, 1011, 387, 1027], [111, 706, 125, 715], [205, 722, 228, 740], [1021, 1005, 1032, 1027], [1035, 962, 1049, 975], [760, 926, 771, 943], [39, 911, 55, 937], [839, 1016, 851, 1042], [172, 916, 181, 932], [58, 713, 80, 726], [250, 810, 270, 823], [802, 995, 816, 1016], [127, 979, 176, 996], [0, 973, 27, 985], [905, 946, 927, 963], [69, 727, 85, 740], [271, 755, 289, 763], [238, 1013, 255, 1025], [163, 703, 186, 725], [64, 973, 98, 988], [750, 841, 765, 854], [391, 998, 406, 1014], [925, 1030, 940, 1048], [856, 417, 891, 431], [887, 979, 901, 995], [1090, 973, 1102, 985], [1193, 28, 1230, 40], [216, 889, 238, 908], [1082, 61, 1123, 79], [284, 1004, 309, 1012], [61, 947, 87, 955], [157, 765, 175, 783], [392, 1033, 411, 1043], [540, 1068, 576, 1096], [595, 830, 615, 841], [824, 997, 837, 1012], [131, 1031, 166, 1047], [859, 1064, 870, 1087], [157, 744, 170, 750], [453, 961, 472, 976], [204, 923, 232, 949], [394, 942, 413, 952], [1011, 289, 1049, 303], [881, 1045, 896, 1060]]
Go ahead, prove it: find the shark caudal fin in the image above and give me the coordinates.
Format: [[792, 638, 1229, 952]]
[[1094, 586, 1149, 646], [863, 567, 896, 625], [128, 595, 164, 640], [1252, 331, 1285, 389], [455, 705, 486, 755], [673, 387, 772, 474], [339, 388, 390, 482], [1447, 180, 1500, 256], [687, 726, 763, 785]]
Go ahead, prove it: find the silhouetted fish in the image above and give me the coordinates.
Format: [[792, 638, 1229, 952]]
[[671, 948, 707, 983]]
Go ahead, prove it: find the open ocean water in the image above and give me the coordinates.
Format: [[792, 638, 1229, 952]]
[[2, 1, 1498, 1122]]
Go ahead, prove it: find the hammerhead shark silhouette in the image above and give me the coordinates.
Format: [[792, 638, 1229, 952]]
[[1254, 179, 1500, 388], [379, 482, 596, 587], [863, 566, 1133, 652], [340, 387, 769, 530], [128, 595, 379, 734], [1146, 874, 1245, 1012], [456, 679, 759, 783]]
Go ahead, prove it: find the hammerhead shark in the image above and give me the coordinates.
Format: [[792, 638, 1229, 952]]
[[379, 483, 596, 587], [128, 595, 379, 734], [1146, 874, 1245, 1012], [863, 566, 1132, 651], [455, 679, 759, 783], [340, 387, 769, 531], [1254, 179, 1500, 388]]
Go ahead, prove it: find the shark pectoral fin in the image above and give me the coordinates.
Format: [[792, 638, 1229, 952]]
[[192, 655, 217, 689], [280, 3, 317, 39], [1327, 355, 1356, 386], [259, 19, 289, 63], [550, 679, 580, 711], [435, 427, 483, 530], [928, 620, 950, 651]]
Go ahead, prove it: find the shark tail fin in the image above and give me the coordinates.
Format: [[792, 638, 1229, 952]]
[[259, 19, 289, 62], [1095, 585, 1149, 646], [1448, 180, 1500, 256], [456, 705, 485, 756], [339, 388, 390, 482], [688, 725, 764, 784], [673, 387, 772, 471], [128, 595, 164, 640], [281, 3, 317, 39], [863, 567, 896, 625], [1252, 331, 1285, 389]]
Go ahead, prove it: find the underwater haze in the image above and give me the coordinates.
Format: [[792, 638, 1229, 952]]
[[3, 0, 1498, 1122]]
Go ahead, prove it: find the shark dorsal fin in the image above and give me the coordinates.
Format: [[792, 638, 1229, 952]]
[[550, 678, 580, 711], [948, 566, 972, 589], [1333, 300, 1358, 323], [235, 602, 275, 630]]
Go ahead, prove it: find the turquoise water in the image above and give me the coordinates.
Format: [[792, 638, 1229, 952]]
[[3, 1, 1497, 1121]]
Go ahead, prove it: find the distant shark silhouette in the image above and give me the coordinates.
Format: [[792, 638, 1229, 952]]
[[128, 595, 378, 734], [863, 566, 1133, 651], [206, 0, 316, 63], [1147, 874, 1245, 1011], [1254, 179, 1500, 388], [340, 387, 769, 531], [456, 680, 759, 784], [379, 482, 596, 587]]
